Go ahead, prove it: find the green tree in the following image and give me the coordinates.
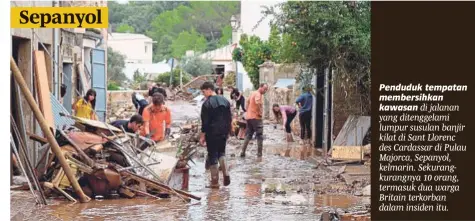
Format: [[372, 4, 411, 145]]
[[181, 55, 213, 77], [280, 33, 301, 63], [236, 34, 273, 89], [109, 1, 189, 33], [154, 69, 192, 87], [171, 29, 208, 58], [116, 24, 135, 33], [223, 71, 236, 87], [267, 1, 371, 113], [270, 1, 370, 75], [133, 69, 148, 83], [148, 5, 193, 61], [107, 47, 127, 86], [267, 24, 282, 62], [188, 2, 240, 49], [107, 82, 121, 91], [219, 25, 233, 46], [145, 2, 240, 61]]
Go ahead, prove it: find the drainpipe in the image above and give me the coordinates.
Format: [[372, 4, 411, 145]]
[[53, 0, 60, 98]]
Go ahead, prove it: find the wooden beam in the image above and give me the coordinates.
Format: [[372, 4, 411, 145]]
[[331, 146, 364, 161], [33, 50, 55, 133], [120, 170, 201, 201], [27, 131, 47, 144], [11, 56, 90, 203]]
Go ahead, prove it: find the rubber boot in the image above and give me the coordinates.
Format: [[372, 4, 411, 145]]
[[206, 165, 220, 189], [240, 138, 251, 158], [257, 138, 263, 157], [219, 156, 230, 186]]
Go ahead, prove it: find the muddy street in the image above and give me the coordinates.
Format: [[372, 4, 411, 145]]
[[11, 101, 370, 221]]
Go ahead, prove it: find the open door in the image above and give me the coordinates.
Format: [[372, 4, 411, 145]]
[[91, 48, 107, 122]]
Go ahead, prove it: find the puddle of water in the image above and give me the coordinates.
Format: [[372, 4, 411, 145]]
[[267, 143, 320, 161], [11, 103, 366, 221], [314, 194, 359, 208], [245, 184, 261, 198]]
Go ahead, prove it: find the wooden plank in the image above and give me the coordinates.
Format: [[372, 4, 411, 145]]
[[333, 115, 370, 146], [119, 187, 136, 198], [120, 170, 201, 201], [34, 50, 55, 133], [141, 150, 178, 184], [331, 146, 364, 161], [75, 116, 122, 132], [27, 131, 48, 144]]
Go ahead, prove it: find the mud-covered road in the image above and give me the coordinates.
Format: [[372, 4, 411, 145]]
[[11, 101, 370, 221]]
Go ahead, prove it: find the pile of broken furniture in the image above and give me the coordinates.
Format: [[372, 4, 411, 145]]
[[10, 55, 200, 205]]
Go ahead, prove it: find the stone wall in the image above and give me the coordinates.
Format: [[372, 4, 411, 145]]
[[107, 90, 148, 122], [267, 88, 302, 137], [259, 61, 302, 137]]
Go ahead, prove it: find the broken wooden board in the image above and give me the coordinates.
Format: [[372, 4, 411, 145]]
[[113, 137, 177, 184], [120, 170, 200, 201], [27, 131, 48, 144], [139, 150, 178, 184], [331, 146, 364, 161], [67, 131, 107, 150], [34, 50, 55, 132], [334, 115, 370, 146], [73, 116, 122, 133], [119, 187, 136, 198]]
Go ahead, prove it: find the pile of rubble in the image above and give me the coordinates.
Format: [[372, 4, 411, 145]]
[[174, 90, 195, 101], [11, 113, 201, 204], [107, 101, 137, 122], [10, 57, 201, 206], [170, 120, 201, 147]]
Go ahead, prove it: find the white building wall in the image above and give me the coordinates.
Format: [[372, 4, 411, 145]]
[[108, 38, 153, 64], [212, 61, 233, 73]]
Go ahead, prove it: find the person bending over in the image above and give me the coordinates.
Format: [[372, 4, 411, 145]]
[[111, 114, 144, 134], [272, 104, 297, 142]]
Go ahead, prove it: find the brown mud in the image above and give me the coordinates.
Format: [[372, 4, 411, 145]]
[[11, 101, 370, 221]]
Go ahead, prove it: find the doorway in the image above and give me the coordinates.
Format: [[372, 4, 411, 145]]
[[62, 63, 73, 113]]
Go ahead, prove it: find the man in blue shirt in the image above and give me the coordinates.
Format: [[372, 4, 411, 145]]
[[295, 87, 313, 145]]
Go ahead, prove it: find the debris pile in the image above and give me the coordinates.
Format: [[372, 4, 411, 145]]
[[171, 120, 201, 146], [11, 113, 201, 204], [174, 90, 194, 101], [108, 101, 136, 122], [11, 57, 200, 205]]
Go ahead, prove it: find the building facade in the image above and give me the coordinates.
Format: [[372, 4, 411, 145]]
[[11, 0, 109, 165], [108, 33, 154, 64]]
